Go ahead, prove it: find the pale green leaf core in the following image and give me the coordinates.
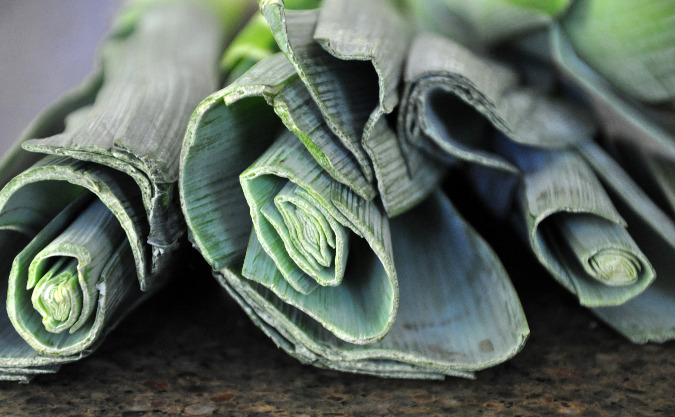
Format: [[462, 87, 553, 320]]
[[30, 259, 81, 334], [262, 181, 349, 287], [552, 214, 642, 286], [588, 250, 640, 287], [21, 199, 126, 336]]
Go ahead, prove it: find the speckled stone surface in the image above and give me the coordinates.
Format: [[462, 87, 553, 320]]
[[1, 179, 673, 417]]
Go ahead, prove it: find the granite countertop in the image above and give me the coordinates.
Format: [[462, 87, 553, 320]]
[[1, 183, 672, 417]]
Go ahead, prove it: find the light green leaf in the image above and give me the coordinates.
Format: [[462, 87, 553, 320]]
[[561, 0, 675, 104], [551, 25, 675, 161], [221, 0, 320, 83]]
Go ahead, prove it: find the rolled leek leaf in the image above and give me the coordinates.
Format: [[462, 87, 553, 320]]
[[181, 52, 379, 271], [517, 150, 655, 306], [180, 76, 528, 376], [576, 141, 675, 343], [217, 190, 528, 379], [398, 32, 595, 175], [469, 139, 657, 307], [7, 195, 135, 354], [0, 157, 148, 381], [240, 131, 397, 343], [261, 0, 445, 216], [0, 0, 253, 381]]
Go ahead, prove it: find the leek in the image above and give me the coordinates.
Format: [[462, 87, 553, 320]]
[[180, 0, 528, 379], [0, 0, 253, 381]]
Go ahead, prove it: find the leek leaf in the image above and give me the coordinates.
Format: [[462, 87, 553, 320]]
[[399, 32, 595, 175], [216, 191, 528, 378], [551, 25, 675, 161], [561, 0, 675, 104], [261, 0, 444, 216]]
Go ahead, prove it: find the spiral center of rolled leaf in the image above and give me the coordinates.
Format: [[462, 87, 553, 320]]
[[255, 178, 350, 292], [588, 249, 641, 286], [279, 198, 336, 274], [31, 258, 82, 334]]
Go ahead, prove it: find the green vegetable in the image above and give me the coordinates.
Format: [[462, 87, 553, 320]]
[[180, 0, 528, 379], [0, 0, 253, 381]]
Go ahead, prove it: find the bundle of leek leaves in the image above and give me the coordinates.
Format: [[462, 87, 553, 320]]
[[0, 0, 254, 381], [3, 0, 672, 383], [181, 0, 673, 379]]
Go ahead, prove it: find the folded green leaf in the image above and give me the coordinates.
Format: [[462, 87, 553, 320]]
[[261, 0, 444, 216], [217, 191, 528, 379], [400, 0, 556, 49], [399, 32, 595, 175]]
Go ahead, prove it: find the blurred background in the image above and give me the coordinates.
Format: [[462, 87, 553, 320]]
[[0, 0, 122, 156]]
